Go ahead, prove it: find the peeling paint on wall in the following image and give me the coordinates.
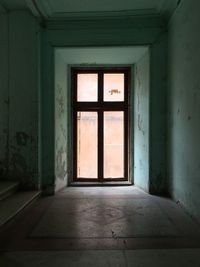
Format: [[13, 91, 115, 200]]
[[137, 114, 145, 135], [56, 84, 65, 118], [56, 141, 67, 180], [55, 52, 68, 192], [134, 51, 149, 192], [55, 84, 67, 183], [0, 11, 39, 190]]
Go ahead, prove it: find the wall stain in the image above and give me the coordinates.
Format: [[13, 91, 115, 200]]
[[10, 151, 27, 179], [56, 84, 64, 118], [55, 81, 67, 184], [138, 114, 145, 135], [56, 144, 67, 180], [8, 130, 37, 189], [60, 123, 67, 138], [15, 132, 29, 146], [135, 66, 142, 88], [137, 90, 140, 111]]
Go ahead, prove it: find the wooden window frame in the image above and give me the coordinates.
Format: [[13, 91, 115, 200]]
[[71, 67, 130, 182]]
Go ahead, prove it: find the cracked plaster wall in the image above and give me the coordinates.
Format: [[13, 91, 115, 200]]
[[168, 0, 200, 220], [134, 51, 150, 192], [0, 11, 39, 189], [55, 52, 68, 191]]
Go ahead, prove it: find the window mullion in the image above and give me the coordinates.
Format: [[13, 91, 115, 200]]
[[98, 72, 104, 181]]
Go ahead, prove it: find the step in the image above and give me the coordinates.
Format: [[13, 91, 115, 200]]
[[0, 191, 40, 227], [0, 181, 19, 201]]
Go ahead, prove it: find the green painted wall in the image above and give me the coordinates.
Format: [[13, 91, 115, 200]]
[[0, 13, 9, 178], [41, 17, 167, 194], [56, 46, 147, 187], [55, 52, 68, 191], [168, 0, 200, 220], [0, 10, 39, 189], [1, 11, 168, 194], [150, 33, 168, 195], [134, 51, 150, 192]]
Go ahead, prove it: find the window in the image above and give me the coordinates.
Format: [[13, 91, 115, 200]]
[[72, 67, 130, 182]]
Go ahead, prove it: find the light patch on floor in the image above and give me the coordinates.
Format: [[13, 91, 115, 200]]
[[30, 198, 179, 238], [0, 186, 200, 251]]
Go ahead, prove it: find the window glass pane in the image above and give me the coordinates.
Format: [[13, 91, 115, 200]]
[[77, 112, 98, 178], [104, 73, 124, 102], [104, 112, 124, 178], [77, 74, 98, 102]]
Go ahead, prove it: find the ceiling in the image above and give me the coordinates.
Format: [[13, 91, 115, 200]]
[[57, 46, 148, 65], [0, 0, 180, 20]]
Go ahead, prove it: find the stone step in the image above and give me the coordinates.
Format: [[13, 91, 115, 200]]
[[0, 190, 40, 227], [0, 181, 19, 201]]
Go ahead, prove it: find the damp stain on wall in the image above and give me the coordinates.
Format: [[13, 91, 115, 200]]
[[138, 114, 145, 135], [55, 142, 67, 180], [56, 84, 65, 118], [134, 51, 149, 192], [15, 132, 29, 146], [55, 77, 68, 187], [8, 131, 37, 188]]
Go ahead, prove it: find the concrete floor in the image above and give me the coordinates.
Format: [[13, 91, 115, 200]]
[[0, 186, 200, 266]]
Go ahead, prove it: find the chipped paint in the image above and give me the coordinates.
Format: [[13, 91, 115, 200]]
[[0, 11, 39, 189], [137, 114, 145, 135], [56, 143, 67, 180], [134, 51, 150, 192], [56, 84, 65, 117], [55, 52, 68, 192]]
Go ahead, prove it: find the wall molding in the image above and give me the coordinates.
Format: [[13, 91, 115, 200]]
[[26, 0, 178, 22]]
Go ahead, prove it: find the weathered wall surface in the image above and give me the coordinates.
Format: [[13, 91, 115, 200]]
[[134, 51, 150, 192], [150, 34, 168, 195], [42, 18, 166, 193], [0, 11, 39, 189], [0, 13, 9, 178], [55, 51, 68, 191], [168, 0, 200, 220], [57, 47, 148, 186]]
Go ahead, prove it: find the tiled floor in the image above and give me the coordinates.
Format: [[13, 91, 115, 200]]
[[0, 186, 200, 266], [1, 249, 200, 267]]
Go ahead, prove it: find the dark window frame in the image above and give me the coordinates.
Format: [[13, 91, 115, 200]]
[[71, 67, 131, 182]]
